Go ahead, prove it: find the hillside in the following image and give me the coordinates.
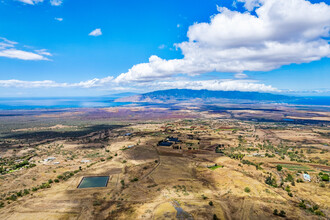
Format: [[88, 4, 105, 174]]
[[115, 89, 293, 103]]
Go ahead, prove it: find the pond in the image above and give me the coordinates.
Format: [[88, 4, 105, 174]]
[[78, 176, 109, 188]]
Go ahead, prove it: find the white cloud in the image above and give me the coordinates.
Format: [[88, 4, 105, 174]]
[[236, 0, 261, 11], [0, 80, 66, 88], [0, 77, 279, 93], [16, 0, 43, 5], [50, 0, 62, 6], [89, 28, 102, 37], [55, 17, 63, 21], [158, 44, 166, 49], [0, 37, 51, 60], [114, 0, 330, 83], [0, 49, 49, 60], [234, 73, 248, 79], [35, 49, 52, 56], [141, 79, 279, 93]]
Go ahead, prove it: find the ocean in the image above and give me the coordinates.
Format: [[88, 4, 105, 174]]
[[0, 97, 131, 110], [0, 96, 329, 110]]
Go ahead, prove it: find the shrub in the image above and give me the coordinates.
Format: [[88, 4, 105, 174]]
[[16, 191, 22, 197], [314, 210, 325, 216], [48, 179, 53, 184], [319, 182, 325, 187], [32, 187, 38, 192], [130, 177, 138, 182], [320, 174, 329, 181], [285, 185, 291, 192], [209, 201, 213, 206], [285, 174, 294, 182], [0, 202, 4, 208], [279, 210, 286, 217], [276, 165, 282, 171], [93, 200, 102, 206], [23, 189, 30, 195], [273, 209, 278, 215], [8, 194, 17, 201], [54, 179, 59, 183], [57, 175, 64, 179], [213, 214, 219, 220], [265, 174, 277, 187], [299, 201, 306, 209], [244, 187, 251, 193]]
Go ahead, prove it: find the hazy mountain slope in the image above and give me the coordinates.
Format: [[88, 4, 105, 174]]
[[115, 89, 293, 103]]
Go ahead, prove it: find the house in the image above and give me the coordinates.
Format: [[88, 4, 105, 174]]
[[44, 157, 56, 162], [127, 145, 134, 148], [303, 173, 311, 182], [53, 162, 60, 165], [81, 159, 90, 163]]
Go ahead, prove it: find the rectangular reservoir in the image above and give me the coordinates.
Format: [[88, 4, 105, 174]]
[[78, 176, 109, 188]]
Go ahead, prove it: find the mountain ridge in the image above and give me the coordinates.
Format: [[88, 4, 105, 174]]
[[115, 89, 293, 103]]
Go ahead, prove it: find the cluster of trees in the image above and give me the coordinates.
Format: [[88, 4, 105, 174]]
[[3, 168, 81, 207], [299, 200, 325, 216], [0, 154, 36, 174], [228, 153, 245, 160], [242, 160, 263, 170], [265, 174, 277, 187]]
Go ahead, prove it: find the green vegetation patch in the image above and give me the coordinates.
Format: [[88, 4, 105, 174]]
[[275, 164, 314, 172], [208, 165, 223, 170]]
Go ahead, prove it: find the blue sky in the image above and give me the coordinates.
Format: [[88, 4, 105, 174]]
[[0, 0, 329, 97]]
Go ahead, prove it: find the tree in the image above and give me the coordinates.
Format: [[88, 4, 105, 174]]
[[279, 210, 286, 217], [276, 165, 282, 171]]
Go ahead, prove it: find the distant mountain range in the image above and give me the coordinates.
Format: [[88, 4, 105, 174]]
[[115, 89, 293, 103]]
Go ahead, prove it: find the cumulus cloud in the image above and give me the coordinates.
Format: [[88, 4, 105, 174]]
[[55, 17, 63, 21], [0, 77, 279, 93], [0, 37, 51, 60], [142, 79, 279, 92], [16, 0, 43, 5], [115, 0, 330, 83], [50, 0, 62, 6], [89, 28, 102, 37]]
